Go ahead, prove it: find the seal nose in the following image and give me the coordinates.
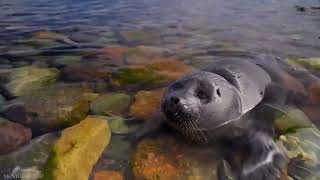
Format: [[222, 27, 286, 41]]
[[170, 96, 180, 105]]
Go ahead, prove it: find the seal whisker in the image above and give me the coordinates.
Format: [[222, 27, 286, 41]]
[[191, 119, 209, 144], [182, 117, 193, 138], [173, 108, 182, 119], [189, 120, 203, 142], [182, 121, 192, 140], [189, 122, 199, 141], [186, 121, 196, 141]]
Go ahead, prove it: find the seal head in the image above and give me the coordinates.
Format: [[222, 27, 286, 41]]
[[161, 71, 243, 143], [161, 60, 272, 143]]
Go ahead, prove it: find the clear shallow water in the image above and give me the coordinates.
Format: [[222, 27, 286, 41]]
[[0, 0, 320, 180], [0, 0, 319, 57]]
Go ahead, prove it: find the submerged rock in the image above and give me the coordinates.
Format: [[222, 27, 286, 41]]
[[90, 93, 131, 116], [125, 45, 172, 65], [132, 136, 181, 180], [0, 64, 13, 69], [24, 31, 77, 48], [132, 135, 220, 180], [0, 94, 6, 106], [0, 118, 32, 155], [273, 106, 313, 134], [82, 92, 100, 102], [129, 88, 165, 121], [20, 166, 43, 180], [276, 127, 320, 180], [89, 115, 134, 134], [42, 116, 111, 180], [147, 58, 193, 80], [188, 55, 217, 68], [103, 135, 132, 159], [0, 133, 58, 176], [288, 57, 320, 71], [62, 64, 111, 81], [32, 31, 66, 40], [308, 83, 320, 104], [111, 66, 165, 88], [119, 30, 161, 45], [94, 171, 123, 180], [90, 135, 132, 178], [97, 46, 129, 65], [2, 85, 90, 135], [3, 66, 60, 96], [111, 59, 192, 88], [22, 39, 63, 48], [52, 55, 82, 68]]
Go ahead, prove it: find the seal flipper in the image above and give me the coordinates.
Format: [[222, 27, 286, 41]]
[[239, 131, 286, 180]]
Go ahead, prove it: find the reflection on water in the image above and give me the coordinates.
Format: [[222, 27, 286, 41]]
[[0, 0, 320, 180], [0, 0, 320, 57]]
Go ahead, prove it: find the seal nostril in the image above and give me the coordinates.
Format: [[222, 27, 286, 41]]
[[171, 97, 180, 105]]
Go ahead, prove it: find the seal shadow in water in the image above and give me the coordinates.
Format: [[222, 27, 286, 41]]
[[129, 58, 320, 180]]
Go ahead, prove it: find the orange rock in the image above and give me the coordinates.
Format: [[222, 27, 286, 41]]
[[0, 120, 32, 155], [110, 57, 193, 88], [32, 31, 65, 39], [309, 83, 320, 104], [132, 135, 222, 180], [125, 45, 170, 65], [148, 58, 193, 81], [132, 137, 182, 180], [129, 88, 165, 120], [94, 171, 124, 180], [62, 64, 111, 81], [278, 71, 305, 94], [125, 53, 150, 65], [99, 47, 129, 62]]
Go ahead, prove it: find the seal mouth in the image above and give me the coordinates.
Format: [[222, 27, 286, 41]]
[[162, 105, 208, 144], [162, 102, 197, 123]]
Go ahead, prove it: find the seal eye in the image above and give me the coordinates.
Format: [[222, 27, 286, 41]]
[[171, 82, 184, 90], [216, 88, 221, 97], [196, 89, 207, 100]]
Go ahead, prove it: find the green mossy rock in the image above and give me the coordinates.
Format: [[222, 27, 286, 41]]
[[90, 115, 136, 134], [111, 59, 192, 88], [4, 66, 60, 96], [276, 127, 320, 180], [32, 32, 66, 40], [22, 40, 63, 48], [0, 133, 58, 176], [288, 58, 320, 71], [42, 116, 111, 180], [273, 106, 313, 134], [90, 93, 131, 116], [124, 45, 171, 65], [103, 135, 132, 159], [3, 85, 90, 134], [22, 31, 73, 48], [119, 30, 161, 44], [52, 55, 82, 68], [111, 66, 166, 87]]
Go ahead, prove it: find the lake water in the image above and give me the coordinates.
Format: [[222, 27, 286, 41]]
[[0, 0, 319, 57], [0, 0, 320, 180]]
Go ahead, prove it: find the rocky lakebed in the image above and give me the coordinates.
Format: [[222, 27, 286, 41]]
[[1, 0, 320, 179], [0, 30, 319, 180]]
